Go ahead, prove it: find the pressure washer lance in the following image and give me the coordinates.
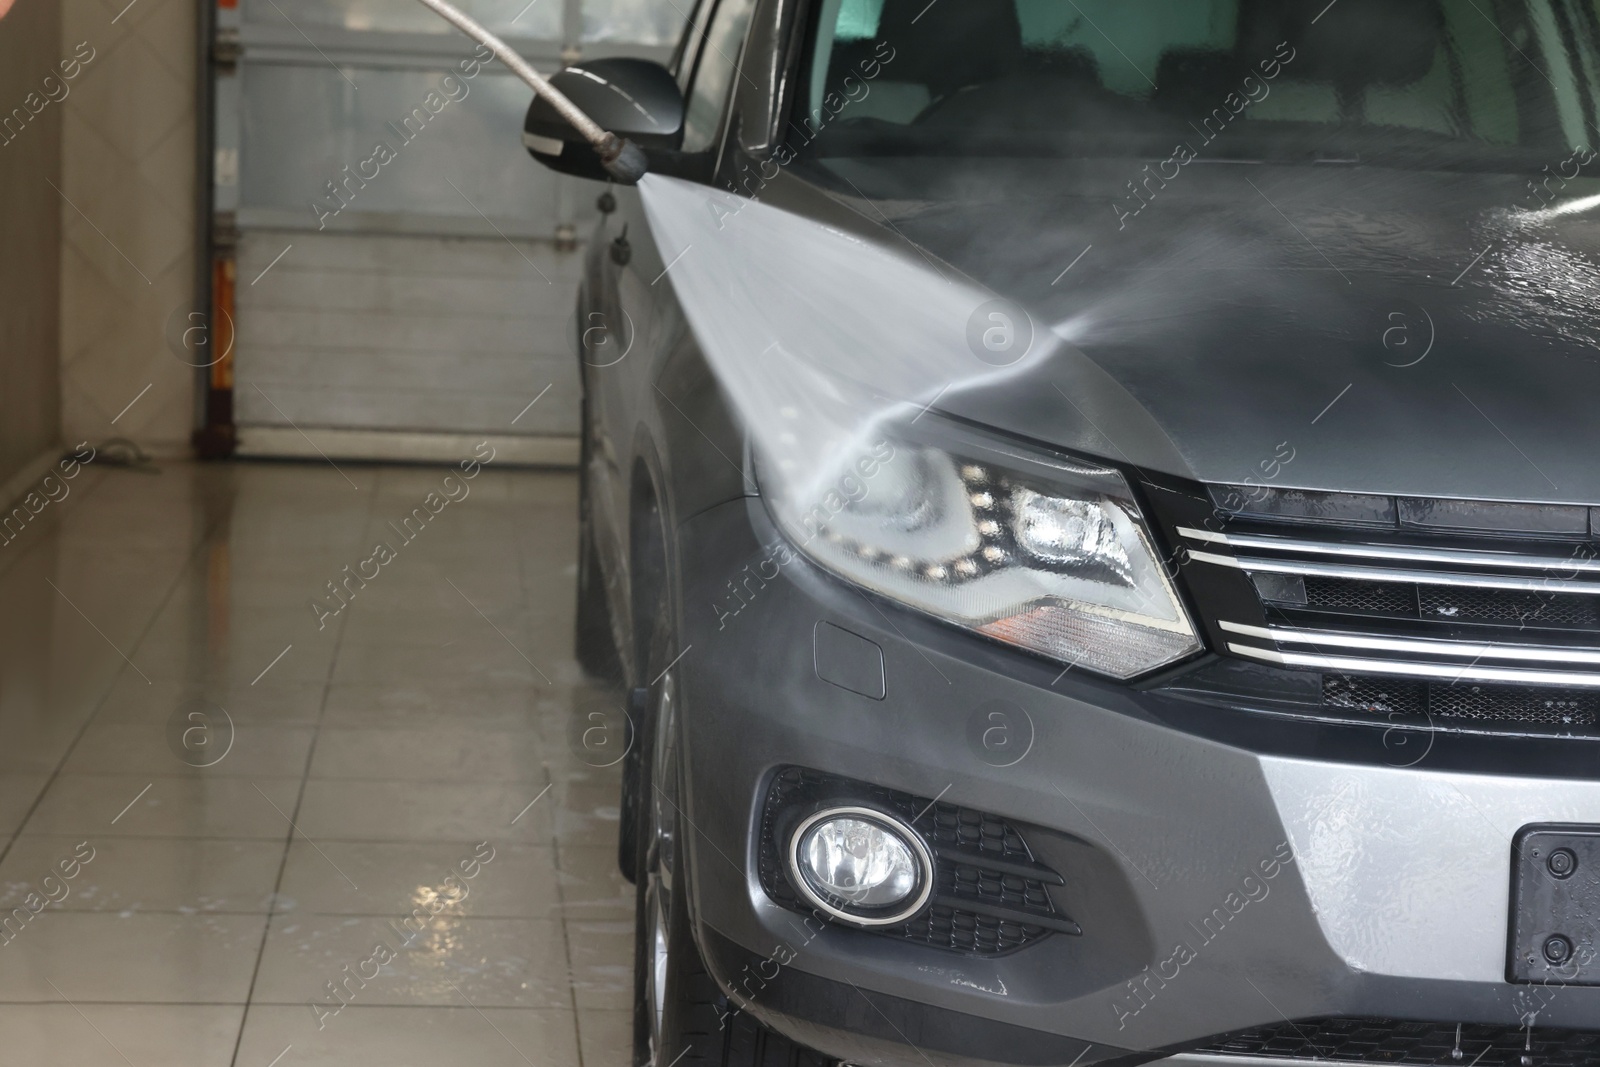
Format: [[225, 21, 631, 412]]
[[413, 0, 649, 183]]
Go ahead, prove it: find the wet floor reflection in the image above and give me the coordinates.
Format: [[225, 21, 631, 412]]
[[0, 460, 631, 1066]]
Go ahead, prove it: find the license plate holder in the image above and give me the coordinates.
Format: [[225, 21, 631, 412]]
[[1509, 825, 1600, 984]]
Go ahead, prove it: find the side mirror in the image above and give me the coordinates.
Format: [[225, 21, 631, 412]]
[[523, 58, 684, 182]]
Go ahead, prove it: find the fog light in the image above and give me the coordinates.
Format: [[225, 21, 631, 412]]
[[786, 807, 933, 926]]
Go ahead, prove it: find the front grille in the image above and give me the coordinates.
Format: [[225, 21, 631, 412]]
[[1176, 501, 1600, 737], [757, 767, 1076, 956], [1192, 1016, 1600, 1066]]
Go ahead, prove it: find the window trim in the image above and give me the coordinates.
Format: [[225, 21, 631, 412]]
[[670, 0, 710, 81], [680, 0, 760, 164]]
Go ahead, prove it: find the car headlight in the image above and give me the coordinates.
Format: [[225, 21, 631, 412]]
[[761, 425, 1200, 680]]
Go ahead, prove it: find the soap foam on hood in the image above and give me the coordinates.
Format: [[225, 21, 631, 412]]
[[637, 174, 1057, 512]]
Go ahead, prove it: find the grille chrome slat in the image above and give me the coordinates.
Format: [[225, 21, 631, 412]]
[[1189, 549, 1600, 595], [1178, 525, 1600, 574], [1226, 643, 1600, 687], [1220, 621, 1600, 666]]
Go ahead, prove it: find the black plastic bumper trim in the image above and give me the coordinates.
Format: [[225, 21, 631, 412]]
[[698, 925, 1151, 1066]]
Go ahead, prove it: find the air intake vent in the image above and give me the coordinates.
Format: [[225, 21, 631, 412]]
[[1192, 1016, 1600, 1066], [757, 767, 1076, 956], [1324, 675, 1600, 731]]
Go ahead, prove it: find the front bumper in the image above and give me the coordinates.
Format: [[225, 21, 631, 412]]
[[672, 496, 1600, 1065]]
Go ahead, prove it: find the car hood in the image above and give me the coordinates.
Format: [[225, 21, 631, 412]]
[[801, 157, 1600, 505]]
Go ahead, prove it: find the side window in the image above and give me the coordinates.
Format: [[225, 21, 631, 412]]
[[681, 0, 757, 153]]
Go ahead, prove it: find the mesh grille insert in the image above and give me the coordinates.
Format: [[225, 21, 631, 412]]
[[1323, 675, 1425, 719], [1304, 577, 1415, 615], [1430, 684, 1599, 727], [1192, 1016, 1600, 1066], [1301, 578, 1600, 629], [1419, 587, 1599, 627]]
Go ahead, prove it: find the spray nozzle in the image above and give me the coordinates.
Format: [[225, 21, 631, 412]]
[[597, 135, 650, 185]]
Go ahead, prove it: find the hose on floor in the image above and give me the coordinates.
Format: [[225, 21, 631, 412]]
[[91, 438, 158, 473]]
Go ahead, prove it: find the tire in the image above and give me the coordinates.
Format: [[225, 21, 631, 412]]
[[631, 568, 834, 1067]]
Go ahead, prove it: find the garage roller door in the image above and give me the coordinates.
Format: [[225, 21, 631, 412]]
[[215, 0, 681, 462]]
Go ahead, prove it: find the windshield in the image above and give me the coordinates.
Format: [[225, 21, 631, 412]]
[[800, 0, 1600, 170]]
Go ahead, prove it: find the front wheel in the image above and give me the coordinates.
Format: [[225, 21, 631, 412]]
[[634, 731, 835, 1067], [630, 587, 833, 1067]]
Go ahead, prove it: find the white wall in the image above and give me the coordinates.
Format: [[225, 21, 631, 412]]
[[57, 0, 196, 457]]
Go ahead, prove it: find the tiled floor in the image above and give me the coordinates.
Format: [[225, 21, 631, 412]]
[[0, 459, 633, 1066]]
